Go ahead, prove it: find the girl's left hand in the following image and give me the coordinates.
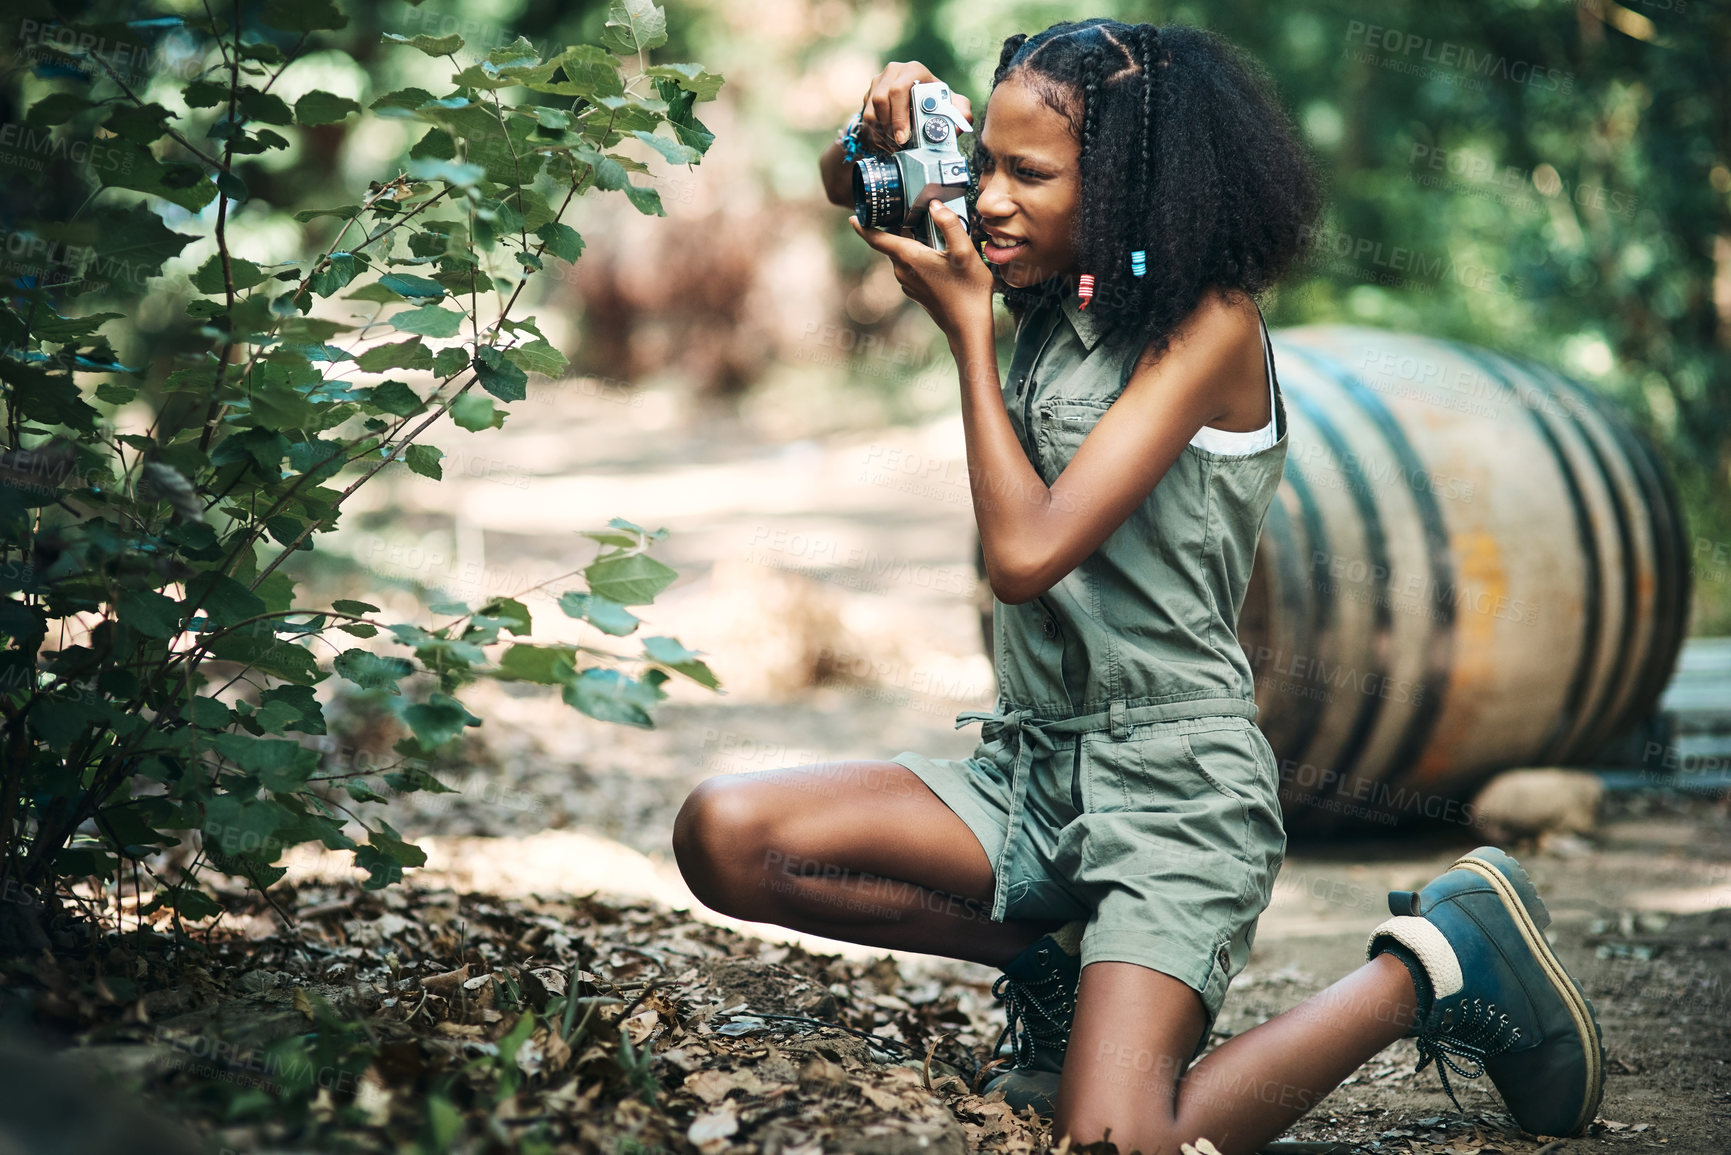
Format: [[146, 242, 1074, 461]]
[[850, 202, 994, 344]]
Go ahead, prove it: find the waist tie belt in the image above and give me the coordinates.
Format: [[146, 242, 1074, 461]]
[[954, 695, 1261, 922]]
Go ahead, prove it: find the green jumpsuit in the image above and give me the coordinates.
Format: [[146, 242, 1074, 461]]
[[891, 287, 1290, 1045]]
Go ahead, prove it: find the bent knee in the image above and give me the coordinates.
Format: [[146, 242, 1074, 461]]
[[672, 778, 776, 896]]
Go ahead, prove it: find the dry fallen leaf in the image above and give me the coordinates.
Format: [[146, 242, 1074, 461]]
[[420, 965, 471, 995], [688, 1106, 739, 1147], [683, 1069, 746, 1104], [1180, 1139, 1225, 1155], [621, 1008, 659, 1045]]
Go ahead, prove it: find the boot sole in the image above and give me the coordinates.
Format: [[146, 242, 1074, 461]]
[[1453, 848, 1605, 1137]]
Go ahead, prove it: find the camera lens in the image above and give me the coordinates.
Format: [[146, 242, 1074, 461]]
[[852, 155, 904, 231]]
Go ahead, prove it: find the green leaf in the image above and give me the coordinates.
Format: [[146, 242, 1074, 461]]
[[630, 127, 702, 165], [183, 80, 228, 109], [623, 182, 665, 217], [477, 597, 531, 635], [205, 631, 325, 685], [409, 126, 456, 160], [216, 170, 250, 203], [259, 683, 327, 734], [334, 648, 415, 691], [576, 145, 628, 191], [191, 254, 269, 295], [382, 764, 456, 795], [532, 107, 572, 131], [584, 552, 677, 606], [378, 272, 446, 300], [236, 88, 294, 126], [486, 36, 541, 67], [655, 77, 716, 152], [540, 45, 624, 100], [309, 252, 363, 296], [356, 338, 434, 373], [103, 102, 172, 144], [98, 142, 219, 214], [535, 222, 584, 265], [212, 732, 319, 791], [561, 667, 664, 728], [369, 821, 427, 867], [602, 0, 669, 54], [164, 886, 223, 919], [0, 360, 100, 433], [384, 32, 465, 56], [27, 92, 97, 128], [332, 599, 381, 615], [294, 205, 363, 222], [556, 591, 639, 636], [346, 779, 389, 803], [182, 695, 232, 729], [497, 643, 576, 684], [450, 393, 505, 431], [117, 588, 183, 638], [401, 691, 480, 748], [643, 634, 720, 688], [503, 339, 567, 378], [371, 87, 439, 114], [643, 63, 725, 102], [183, 571, 267, 630], [407, 157, 486, 189], [474, 346, 527, 402], [295, 90, 361, 125], [260, 0, 348, 33], [433, 346, 469, 379], [404, 444, 443, 479], [364, 380, 424, 417], [389, 305, 463, 338]]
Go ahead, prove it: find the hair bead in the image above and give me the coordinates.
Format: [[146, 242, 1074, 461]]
[[1129, 251, 1146, 277], [1077, 273, 1096, 309]]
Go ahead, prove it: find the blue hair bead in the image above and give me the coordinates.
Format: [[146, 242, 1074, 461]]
[[1130, 250, 1147, 277]]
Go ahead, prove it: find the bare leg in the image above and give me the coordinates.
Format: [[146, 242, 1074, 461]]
[[1056, 953, 1419, 1155], [672, 760, 1065, 967]]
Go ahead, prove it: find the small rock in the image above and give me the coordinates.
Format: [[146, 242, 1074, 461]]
[[1470, 768, 1603, 842]]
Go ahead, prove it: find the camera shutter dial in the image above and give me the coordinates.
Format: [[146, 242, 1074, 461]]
[[923, 118, 951, 144]]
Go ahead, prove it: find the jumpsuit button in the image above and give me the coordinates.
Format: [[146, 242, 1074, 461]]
[[1042, 616, 1058, 639]]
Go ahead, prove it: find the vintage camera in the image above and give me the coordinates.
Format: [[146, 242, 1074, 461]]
[[852, 81, 973, 251]]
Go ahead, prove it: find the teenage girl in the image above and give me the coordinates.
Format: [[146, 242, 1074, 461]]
[[674, 19, 1603, 1155]]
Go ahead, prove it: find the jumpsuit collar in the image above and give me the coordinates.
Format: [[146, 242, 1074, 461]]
[[1059, 288, 1106, 351]]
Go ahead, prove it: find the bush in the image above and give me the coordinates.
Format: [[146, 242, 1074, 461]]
[[0, 0, 723, 953]]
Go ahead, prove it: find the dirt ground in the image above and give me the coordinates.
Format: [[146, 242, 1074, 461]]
[[281, 377, 1731, 1152]]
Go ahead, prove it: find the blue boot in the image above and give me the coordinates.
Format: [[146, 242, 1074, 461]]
[[978, 922, 1083, 1117], [1366, 846, 1605, 1138]]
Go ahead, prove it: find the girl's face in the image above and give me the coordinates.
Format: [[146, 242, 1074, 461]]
[[973, 75, 1082, 289]]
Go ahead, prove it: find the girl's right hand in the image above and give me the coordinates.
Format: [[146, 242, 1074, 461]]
[[858, 60, 973, 149]]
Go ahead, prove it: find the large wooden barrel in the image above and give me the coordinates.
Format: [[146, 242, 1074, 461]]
[[974, 325, 1692, 834]]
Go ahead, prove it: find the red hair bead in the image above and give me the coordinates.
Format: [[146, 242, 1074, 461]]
[[1077, 273, 1096, 309]]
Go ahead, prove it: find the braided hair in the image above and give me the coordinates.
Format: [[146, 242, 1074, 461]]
[[967, 20, 1325, 384]]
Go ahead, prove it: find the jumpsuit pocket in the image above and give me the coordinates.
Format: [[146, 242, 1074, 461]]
[[1070, 740, 1084, 812], [1179, 721, 1268, 804], [1035, 398, 1112, 484], [1180, 719, 1287, 866]]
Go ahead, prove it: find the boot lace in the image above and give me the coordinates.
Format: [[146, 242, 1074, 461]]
[[991, 968, 1074, 1067], [1413, 996, 1522, 1113]]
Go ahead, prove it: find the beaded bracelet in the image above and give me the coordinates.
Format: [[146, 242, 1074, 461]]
[[837, 110, 866, 164]]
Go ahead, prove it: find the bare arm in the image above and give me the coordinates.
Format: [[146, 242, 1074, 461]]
[[818, 137, 853, 208]]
